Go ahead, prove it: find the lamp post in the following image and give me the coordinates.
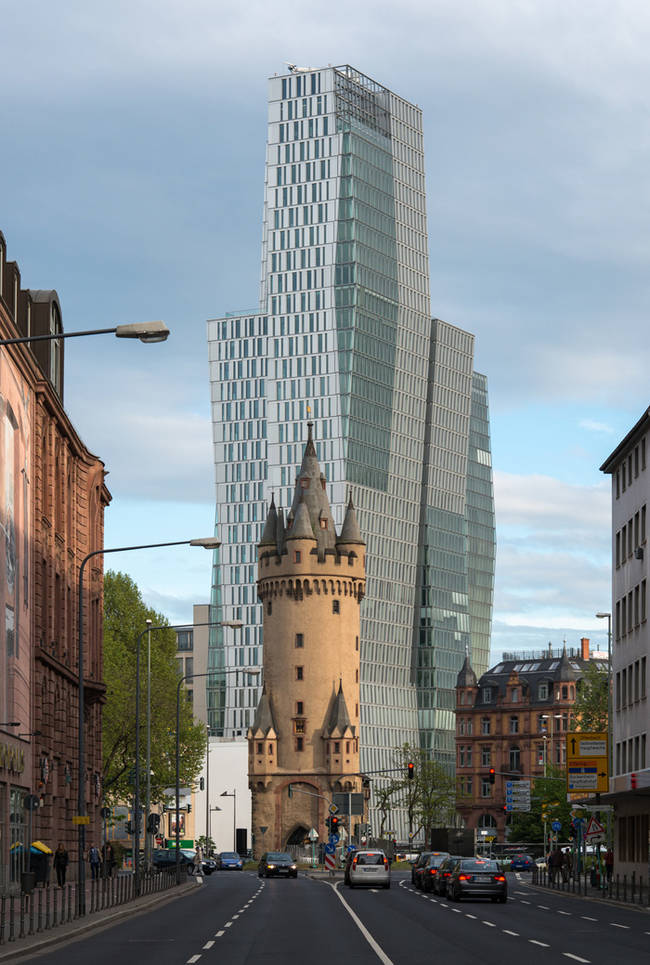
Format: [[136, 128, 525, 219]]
[[133, 615, 242, 885], [77, 536, 220, 915], [0, 321, 170, 346], [595, 612, 613, 777], [541, 713, 562, 855], [220, 790, 237, 852], [144, 619, 153, 873], [175, 668, 259, 884]]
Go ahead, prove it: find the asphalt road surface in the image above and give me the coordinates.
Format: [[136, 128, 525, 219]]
[[22, 871, 650, 965]]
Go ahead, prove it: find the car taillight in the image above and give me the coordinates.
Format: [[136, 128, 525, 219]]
[[493, 875, 506, 882], [443, 871, 451, 877], [429, 868, 438, 875], [458, 874, 470, 881], [383, 858, 389, 869], [352, 857, 358, 869]]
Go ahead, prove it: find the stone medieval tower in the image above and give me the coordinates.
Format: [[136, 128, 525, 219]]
[[248, 423, 366, 855]]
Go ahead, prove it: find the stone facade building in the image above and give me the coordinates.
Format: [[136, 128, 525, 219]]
[[0, 230, 109, 887], [248, 423, 366, 855], [455, 639, 607, 840]]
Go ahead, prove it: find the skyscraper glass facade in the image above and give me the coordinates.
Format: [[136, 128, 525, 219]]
[[207, 66, 495, 834]]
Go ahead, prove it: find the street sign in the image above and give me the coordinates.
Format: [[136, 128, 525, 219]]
[[329, 833, 340, 846], [328, 803, 339, 815], [551, 820, 561, 832], [308, 828, 319, 842], [72, 816, 90, 825], [259, 826, 268, 835], [584, 816, 605, 839], [324, 853, 336, 871], [346, 844, 356, 853], [566, 732, 608, 793], [332, 792, 364, 815], [324, 843, 336, 855], [505, 779, 531, 811]]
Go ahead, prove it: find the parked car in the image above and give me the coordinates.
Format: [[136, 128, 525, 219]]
[[411, 851, 433, 886], [345, 849, 391, 889], [447, 857, 507, 903], [535, 856, 547, 871], [218, 851, 243, 870], [151, 848, 194, 873], [509, 853, 534, 872], [432, 855, 464, 896], [421, 852, 451, 893], [258, 852, 298, 878], [202, 857, 217, 875]]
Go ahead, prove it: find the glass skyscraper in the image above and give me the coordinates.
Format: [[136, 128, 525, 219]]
[[207, 65, 495, 834]]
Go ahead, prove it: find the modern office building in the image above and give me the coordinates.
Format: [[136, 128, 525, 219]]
[[207, 66, 495, 833]]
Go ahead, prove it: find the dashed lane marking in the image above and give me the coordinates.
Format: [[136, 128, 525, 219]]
[[530, 941, 550, 948], [215, 931, 225, 938], [452, 908, 462, 913], [503, 930, 519, 937], [581, 917, 597, 922], [187, 957, 201, 964], [203, 942, 214, 950], [482, 921, 496, 927], [465, 914, 477, 919], [520, 900, 531, 905], [538, 905, 550, 909], [563, 955, 590, 963], [558, 910, 571, 915], [610, 923, 630, 929], [232, 915, 240, 919], [224, 922, 232, 928]]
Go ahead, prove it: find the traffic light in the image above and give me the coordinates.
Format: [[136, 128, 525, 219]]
[[631, 772, 637, 790], [126, 820, 133, 835], [407, 762, 414, 780], [199, 777, 205, 791], [489, 768, 496, 785], [147, 813, 161, 834], [502, 804, 507, 813], [331, 815, 339, 833], [187, 804, 192, 813]]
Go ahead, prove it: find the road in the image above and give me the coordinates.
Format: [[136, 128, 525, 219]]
[[22, 870, 650, 965]]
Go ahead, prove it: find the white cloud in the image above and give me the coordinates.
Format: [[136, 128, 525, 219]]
[[579, 419, 615, 434]]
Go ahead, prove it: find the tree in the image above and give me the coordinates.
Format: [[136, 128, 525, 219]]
[[102, 571, 206, 805], [390, 743, 456, 842], [507, 766, 573, 845], [573, 661, 608, 732]]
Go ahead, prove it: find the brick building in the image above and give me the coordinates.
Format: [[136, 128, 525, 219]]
[[455, 639, 607, 840], [0, 231, 109, 887]]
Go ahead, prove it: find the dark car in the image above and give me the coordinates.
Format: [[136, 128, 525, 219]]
[[411, 851, 433, 887], [509, 852, 534, 872], [447, 857, 507, 902], [432, 855, 464, 896], [218, 851, 243, 870], [151, 848, 194, 873], [258, 852, 298, 878], [420, 852, 451, 893]]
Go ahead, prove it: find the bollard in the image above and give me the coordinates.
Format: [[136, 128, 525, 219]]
[[623, 874, 627, 902], [631, 871, 636, 904], [36, 887, 42, 932], [9, 894, 15, 942], [18, 892, 25, 940], [0, 893, 6, 945]]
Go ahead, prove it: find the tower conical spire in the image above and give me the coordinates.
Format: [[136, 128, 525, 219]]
[[337, 493, 364, 546], [260, 493, 277, 546]]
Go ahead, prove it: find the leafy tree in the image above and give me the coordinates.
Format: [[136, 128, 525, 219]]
[[102, 571, 206, 805], [507, 766, 573, 845], [573, 661, 609, 732], [389, 743, 456, 841]]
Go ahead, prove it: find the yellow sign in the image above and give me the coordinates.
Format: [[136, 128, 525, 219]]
[[72, 816, 90, 825], [566, 731, 608, 793]]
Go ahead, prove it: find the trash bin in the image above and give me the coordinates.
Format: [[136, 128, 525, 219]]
[[29, 850, 51, 884], [590, 868, 600, 887], [21, 871, 37, 894]]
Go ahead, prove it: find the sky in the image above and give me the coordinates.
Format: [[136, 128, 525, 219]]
[[2, 0, 648, 664]]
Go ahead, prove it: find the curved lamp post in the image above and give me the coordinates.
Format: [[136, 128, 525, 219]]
[[76, 536, 219, 915], [175, 668, 260, 884], [133, 616, 242, 889], [0, 321, 169, 346]]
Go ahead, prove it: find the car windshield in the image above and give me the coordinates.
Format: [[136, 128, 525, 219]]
[[266, 853, 292, 862], [427, 854, 449, 867], [221, 853, 239, 859], [460, 859, 498, 871], [356, 852, 385, 866]]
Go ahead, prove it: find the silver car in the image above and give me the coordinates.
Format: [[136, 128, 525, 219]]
[[345, 849, 391, 889]]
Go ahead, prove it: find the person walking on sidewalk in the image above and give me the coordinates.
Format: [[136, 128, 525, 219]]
[[605, 848, 614, 883], [53, 843, 69, 887], [549, 846, 564, 884], [88, 844, 101, 880]]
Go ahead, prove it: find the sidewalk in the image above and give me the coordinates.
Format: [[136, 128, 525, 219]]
[[0, 878, 199, 962], [526, 873, 650, 913]]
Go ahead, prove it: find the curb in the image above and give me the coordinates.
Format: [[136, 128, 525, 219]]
[[0, 879, 199, 962], [525, 878, 650, 915]]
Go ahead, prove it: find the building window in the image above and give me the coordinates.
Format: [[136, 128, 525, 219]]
[[176, 630, 193, 652], [295, 633, 304, 648], [294, 719, 305, 734], [481, 746, 491, 767], [509, 716, 519, 734], [257, 742, 264, 754], [538, 682, 548, 700], [459, 719, 466, 735], [268, 744, 273, 755], [295, 737, 304, 752], [511, 687, 519, 703], [334, 741, 340, 753], [509, 745, 521, 771], [294, 550, 301, 563], [481, 717, 491, 735], [295, 666, 304, 681], [267, 601, 272, 615], [536, 743, 545, 765], [332, 600, 340, 614], [561, 685, 568, 699], [482, 687, 493, 702], [481, 778, 492, 798], [296, 700, 304, 715]]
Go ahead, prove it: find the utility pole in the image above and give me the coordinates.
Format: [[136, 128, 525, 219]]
[[145, 618, 152, 870], [205, 726, 210, 852]]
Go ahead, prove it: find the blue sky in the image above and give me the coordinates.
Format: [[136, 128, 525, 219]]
[[3, 0, 648, 663]]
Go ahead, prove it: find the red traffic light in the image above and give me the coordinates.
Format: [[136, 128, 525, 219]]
[[407, 762, 415, 780], [489, 768, 496, 785], [331, 815, 339, 828], [631, 772, 637, 790]]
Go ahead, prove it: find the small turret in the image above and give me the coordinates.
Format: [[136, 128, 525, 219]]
[[337, 494, 364, 547], [260, 493, 278, 546], [287, 498, 316, 542]]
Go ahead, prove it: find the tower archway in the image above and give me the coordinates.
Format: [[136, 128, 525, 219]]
[[285, 824, 309, 847]]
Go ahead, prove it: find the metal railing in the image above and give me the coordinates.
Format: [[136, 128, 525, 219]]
[[0, 868, 178, 945], [532, 866, 650, 907]]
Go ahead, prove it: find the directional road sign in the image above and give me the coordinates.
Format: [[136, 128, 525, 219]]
[[324, 843, 336, 855], [329, 833, 340, 846], [551, 820, 562, 832], [566, 732, 608, 793], [505, 779, 531, 812]]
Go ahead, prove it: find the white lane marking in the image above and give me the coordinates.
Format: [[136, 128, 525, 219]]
[[224, 922, 232, 928], [581, 917, 597, 922], [232, 915, 240, 919], [483, 921, 496, 927], [465, 914, 477, 919], [610, 923, 629, 929], [215, 931, 225, 938], [330, 884, 395, 965], [530, 941, 550, 948], [538, 905, 549, 909], [452, 908, 462, 914], [503, 930, 519, 936], [440, 903, 449, 908], [563, 955, 590, 963], [203, 942, 215, 950], [520, 900, 531, 905], [514, 890, 529, 895], [187, 958, 201, 964], [558, 910, 571, 916]]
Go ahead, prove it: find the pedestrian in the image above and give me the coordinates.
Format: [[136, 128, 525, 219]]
[[53, 842, 69, 887], [193, 845, 203, 875], [102, 842, 116, 878], [548, 846, 564, 884], [604, 848, 614, 883], [562, 848, 573, 881], [88, 843, 101, 880]]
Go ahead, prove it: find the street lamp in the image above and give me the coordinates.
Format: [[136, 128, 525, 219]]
[[133, 615, 242, 886], [220, 790, 237, 852], [541, 713, 563, 777], [0, 321, 170, 346], [76, 535, 220, 914], [595, 612, 613, 779], [175, 668, 260, 884], [0, 722, 20, 728]]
